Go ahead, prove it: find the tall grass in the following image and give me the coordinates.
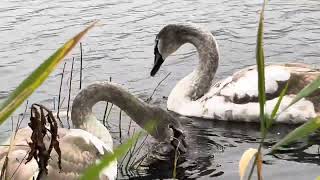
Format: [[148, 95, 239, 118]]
[[241, 1, 320, 179], [0, 21, 97, 125], [80, 132, 143, 180], [0, 23, 173, 178], [80, 120, 158, 179], [0, 21, 98, 180]]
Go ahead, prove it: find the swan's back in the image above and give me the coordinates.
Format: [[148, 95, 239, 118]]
[[168, 63, 320, 123], [153, 24, 320, 123], [214, 63, 320, 105], [0, 127, 117, 180]]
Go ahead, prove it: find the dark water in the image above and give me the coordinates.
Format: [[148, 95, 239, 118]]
[[1, 0, 320, 179], [125, 117, 320, 180]]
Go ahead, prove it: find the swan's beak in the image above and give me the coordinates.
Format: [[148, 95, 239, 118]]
[[169, 125, 187, 153], [150, 51, 164, 76]]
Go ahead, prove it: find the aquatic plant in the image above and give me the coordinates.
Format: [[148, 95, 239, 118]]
[[0, 21, 97, 125], [0, 22, 97, 179], [0, 21, 112, 179], [0, 23, 183, 178], [240, 1, 320, 179]]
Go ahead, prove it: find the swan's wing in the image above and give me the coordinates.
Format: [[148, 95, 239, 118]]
[[216, 64, 318, 104], [194, 64, 314, 121], [0, 149, 39, 180], [194, 64, 320, 122], [58, 129, 117, 180], [215, 65, 291, 103], [0, 128, 38, 180], [0, 128, 117, 180]]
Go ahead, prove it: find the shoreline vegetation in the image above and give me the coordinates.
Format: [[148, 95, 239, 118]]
[[240, 1, 320, 180], [0, 1, 320, 179], [0, 21, 177, 179]]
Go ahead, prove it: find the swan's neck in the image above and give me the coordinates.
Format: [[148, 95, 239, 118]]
[[181, 27, 219, 100], [71, 82, 153, 144], [76, 114, 113, 147]]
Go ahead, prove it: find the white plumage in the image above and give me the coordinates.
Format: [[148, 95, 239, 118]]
[[0, 128, 116, 180], [0, 82, 185, 179], [151, 24, 320, 123]]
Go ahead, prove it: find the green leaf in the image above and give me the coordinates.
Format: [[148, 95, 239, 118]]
[[80, 120, 157, 179], [285, 75, 320, 110], [271, 116, 320, 152], [247, 1, 268, 179], [80, 132, 143, 180], [256, 0, 267, 133], [266, 82, 289, 128], [0, 21, 97, 125]]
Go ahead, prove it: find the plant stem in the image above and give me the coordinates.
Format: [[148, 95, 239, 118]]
[[66, 58, 74, 129], [57, 62, 66, 127], [79, 42, 83, 90]]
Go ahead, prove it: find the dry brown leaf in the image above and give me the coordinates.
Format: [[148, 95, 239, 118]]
[[257, 151, 263, 180], [239, 148, 258, 180]]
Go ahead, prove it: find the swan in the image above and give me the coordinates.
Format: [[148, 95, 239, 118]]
[[150, 23, 320, 124], [0, 81, 186, 179]]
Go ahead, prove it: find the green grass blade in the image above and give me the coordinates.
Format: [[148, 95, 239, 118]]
[[81, 120, 157, 179], [270, 116, 320, 152], [256, 0, 267, 133], [80, 132, 143, 180], [266, 82, 289, 128], [247, 1, 267, 179], [0, 21, 97, 125], [285, 75, 320, 110]]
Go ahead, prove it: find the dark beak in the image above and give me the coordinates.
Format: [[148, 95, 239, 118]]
[[150, 49, 164, 76], [169, 125, 187, 153]]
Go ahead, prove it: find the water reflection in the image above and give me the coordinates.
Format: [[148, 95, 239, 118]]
[[123, 116, 320, 179], [1, 0, 320, 179]]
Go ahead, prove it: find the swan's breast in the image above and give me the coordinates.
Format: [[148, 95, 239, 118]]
[[0, 128, 117, 180]]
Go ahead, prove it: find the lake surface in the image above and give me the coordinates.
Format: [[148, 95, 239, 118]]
[[1, 0, 320, 179]]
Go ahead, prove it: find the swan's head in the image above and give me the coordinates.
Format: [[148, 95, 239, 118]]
[[151, 24, 186, 76], [149, 107, 187, 153]]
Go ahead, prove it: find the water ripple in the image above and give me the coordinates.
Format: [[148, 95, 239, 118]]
[[1, 0, 320, 179]]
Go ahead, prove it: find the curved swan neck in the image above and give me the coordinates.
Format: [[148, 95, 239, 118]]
[[71, 82, 153, 129], [179, 25, 219, 99], [159, 24, 219, 100]]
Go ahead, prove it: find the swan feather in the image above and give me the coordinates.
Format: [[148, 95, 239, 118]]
[[167, 64, 318, 124], [0, 127, 117, 180], [155, 24, 320, 123], [219, 65, 291, 103]]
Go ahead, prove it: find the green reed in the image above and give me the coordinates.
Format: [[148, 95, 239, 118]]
[[246, 0, 320, 179], [0, 21, 97, 125]]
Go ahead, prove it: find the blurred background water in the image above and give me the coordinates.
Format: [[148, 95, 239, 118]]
[[0, 0, 320, 179]]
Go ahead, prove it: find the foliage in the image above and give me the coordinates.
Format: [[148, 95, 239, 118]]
[[0, 21, 97, 125], [80, 132, 143, 180], [240, 0, 320, 179]]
